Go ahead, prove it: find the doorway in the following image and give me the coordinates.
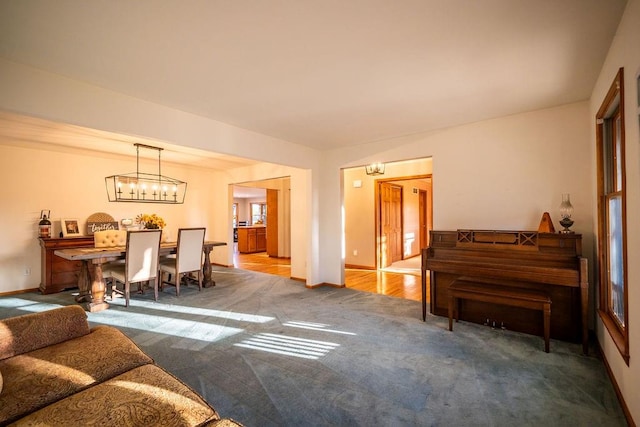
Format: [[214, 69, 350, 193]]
[[375, 175, 432, 271], [231, 177, 291, 269], [343, 158, 432, 281], [343, 158, 433, 301]]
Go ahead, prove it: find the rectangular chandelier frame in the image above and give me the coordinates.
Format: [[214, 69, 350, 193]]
[[105, 143, 187, 204]]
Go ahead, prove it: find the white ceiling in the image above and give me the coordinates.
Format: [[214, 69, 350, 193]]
[[0, 110, 260, 169], [0, 0, 627, 152], [233, 186, 267, 199]]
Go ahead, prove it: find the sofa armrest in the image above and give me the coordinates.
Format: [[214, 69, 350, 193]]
[[0, 305, 90, 360], [200, 419, 245, 426]]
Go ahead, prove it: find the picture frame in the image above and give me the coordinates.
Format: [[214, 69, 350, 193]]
[[61, 219, 81, 237]]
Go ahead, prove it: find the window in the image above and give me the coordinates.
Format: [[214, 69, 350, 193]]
[[232, 203, 238, 227], [596, 68, 629, 364], [251, 203, 266, 225]]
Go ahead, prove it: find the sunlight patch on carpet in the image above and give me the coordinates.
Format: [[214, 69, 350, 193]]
[[234, 333, 340, 359], [284, 320, 356, 336], [88, 310, 244, 343], [126, 299, 275, 323], [0, 297, 63, 311]]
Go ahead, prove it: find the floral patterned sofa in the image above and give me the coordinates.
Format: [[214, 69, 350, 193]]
[[0, 305, 240, 426]]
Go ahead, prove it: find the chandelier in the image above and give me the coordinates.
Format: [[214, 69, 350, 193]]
[[105, 143, 187, 204], [365, 162, 385, 176]]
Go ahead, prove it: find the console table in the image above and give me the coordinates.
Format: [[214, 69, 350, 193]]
[[39, 237, 95, 294]]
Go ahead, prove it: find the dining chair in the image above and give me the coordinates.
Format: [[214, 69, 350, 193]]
[[159, 227, 206, 296], [93, 229, 128, 267], [93, 229, 127, 247], [103, 229, 162, 307]]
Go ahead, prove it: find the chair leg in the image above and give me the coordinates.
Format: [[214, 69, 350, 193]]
[[153, 277, 158, 302], [106, 278, 114, 300], [124, 281, 130, 307], [175, 273, 180, 297], [197, 270, 203, 291], [110, 279, 121, 302]]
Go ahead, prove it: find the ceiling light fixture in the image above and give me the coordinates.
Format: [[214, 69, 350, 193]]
[[105, 143, 187, 204], [365, 162, 385, 176]]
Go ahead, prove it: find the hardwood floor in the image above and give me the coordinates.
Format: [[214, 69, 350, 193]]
[[233, 252, 425, 302], [232, 251, 292, 277]]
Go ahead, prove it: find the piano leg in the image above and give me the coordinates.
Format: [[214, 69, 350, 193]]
[[579, 257, 589, 355], [448, 294, 456, 331], [543, 304, 550, 353], [421, 269, 427, 321]]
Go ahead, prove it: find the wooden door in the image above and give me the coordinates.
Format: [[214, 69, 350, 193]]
[[419, 190, 428, 248], [390, 185, 403, 263], [266, 189, 278, 256], [380, 182, 403, 267]]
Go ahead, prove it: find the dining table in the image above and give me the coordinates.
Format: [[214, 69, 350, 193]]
[[54, 240, 226, 312]]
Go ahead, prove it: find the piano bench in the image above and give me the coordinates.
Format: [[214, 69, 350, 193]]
[[447, 279, 552, 353]]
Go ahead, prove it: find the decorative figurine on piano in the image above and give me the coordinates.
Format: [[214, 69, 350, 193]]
[[38, 210, 51, 238], [559, 193, 574, 233], [537, 212, 556, 233]]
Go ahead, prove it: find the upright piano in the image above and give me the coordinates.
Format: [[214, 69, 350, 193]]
[[423, 230, 588, 354]]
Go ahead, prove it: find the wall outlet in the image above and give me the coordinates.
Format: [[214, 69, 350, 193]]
[[24, 268, 31, 276], [353, 249, 358, 256]]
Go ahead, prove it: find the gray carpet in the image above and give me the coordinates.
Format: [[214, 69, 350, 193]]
[[0, 267, 627, 426]]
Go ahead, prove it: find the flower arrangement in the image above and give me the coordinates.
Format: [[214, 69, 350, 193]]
[[136, 213, 166, 229]]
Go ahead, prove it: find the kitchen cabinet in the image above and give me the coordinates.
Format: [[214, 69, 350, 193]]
[[237, 226, 267, 253]]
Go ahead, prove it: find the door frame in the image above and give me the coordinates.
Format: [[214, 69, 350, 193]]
[[374, 174, 432, 270], [377, 181, 404, 269]]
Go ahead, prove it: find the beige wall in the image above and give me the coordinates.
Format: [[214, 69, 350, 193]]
[[0, 62, 599, 291], [0, 57, 318, 284], [589, 0, 640, 420], [0, 143, 306, 293], [323, 100, 593, 289], [0, 143, 225, 293]]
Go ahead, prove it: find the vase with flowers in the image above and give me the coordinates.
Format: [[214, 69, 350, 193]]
[[136, 213, 166, 230]]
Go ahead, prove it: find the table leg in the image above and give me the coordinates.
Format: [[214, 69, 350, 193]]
[[83, 260, 109, 312], [203, 246, 215, 288], [74, 260, 92, 303]]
